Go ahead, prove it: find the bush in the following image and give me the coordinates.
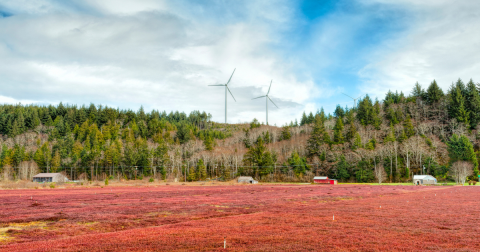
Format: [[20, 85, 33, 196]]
[[468, 181, 472, 185], [105, 178, 109, 186], [149, 177, 154, 183], [473, 181, 477, 185], [49, 183, 55, 189]]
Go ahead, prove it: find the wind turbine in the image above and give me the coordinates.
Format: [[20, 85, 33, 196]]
[[253, 80, 279, 125], [209, 69, 237, 124], [342, 93, 363, 108]]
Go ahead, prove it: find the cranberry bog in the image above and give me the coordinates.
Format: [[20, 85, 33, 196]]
[[1, 184, 479, 251]]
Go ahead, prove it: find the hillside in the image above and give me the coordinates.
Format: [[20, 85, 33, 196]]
[[1, 79, 479, 184]]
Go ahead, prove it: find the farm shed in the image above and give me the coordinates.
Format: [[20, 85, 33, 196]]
[[238, 176, 258, 184], [313, 176, 337, 185], [413, 175, 437, 185], [33, 173, 68, 183]]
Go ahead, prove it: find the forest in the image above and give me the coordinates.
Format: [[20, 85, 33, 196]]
[[0, 78, 479, 183]]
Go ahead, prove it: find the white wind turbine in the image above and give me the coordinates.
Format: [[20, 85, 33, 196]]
[[342, 93, 364, 108], [253, 80, 279, 125], [209, 69, 237, 124]]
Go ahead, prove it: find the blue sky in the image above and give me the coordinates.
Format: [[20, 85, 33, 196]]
[[1, 0, 479, 125]]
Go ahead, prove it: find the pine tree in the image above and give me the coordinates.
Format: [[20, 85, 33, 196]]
[[449, 80, 470, 127], [398, 129, 407, 143], [447, 134, 479, 176], [384, 123, 396, 143], [333, 117, 344, 144], [306, 117, 326, 158], [51, 151, 61, 173], [300, 112, 308, 126], [204, 135, 214, 151], [465, 79, 480, 128], [336, 155, 350, 181], [334, 105, 345, 118], [403, 114, 415, 137], [353, 132, 362, 150], [187, 166, 197, 181], [307, 112, 315, 124], [197, 159, 207, 180], [426, 80, 444, 105], [411, 82, 425, 98], [280, 126, 291, 141], [345, 121, 356, 142]]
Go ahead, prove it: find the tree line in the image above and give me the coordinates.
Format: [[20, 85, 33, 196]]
[[0, 78, 479, 184]]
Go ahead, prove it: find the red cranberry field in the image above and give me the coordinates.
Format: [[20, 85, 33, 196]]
[[1, 184, 479, 251]]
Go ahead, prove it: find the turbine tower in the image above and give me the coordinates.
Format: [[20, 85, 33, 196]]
[[253, 80, 279, 125], [342, 93, 363, 108], [209, 69, 237, 124]]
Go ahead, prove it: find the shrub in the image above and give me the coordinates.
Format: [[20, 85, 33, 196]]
[[473, 181, 477, 185], [149, 177, 154, 183], [49, 183, 55, 189], [105, 178, 109, 186], [468, 181, 472, 185]]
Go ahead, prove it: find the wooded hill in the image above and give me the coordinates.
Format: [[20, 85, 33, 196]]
[[1, 78, 479, 183]]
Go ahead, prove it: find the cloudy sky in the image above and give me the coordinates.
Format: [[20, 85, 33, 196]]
[[1, 0, 479, 125]]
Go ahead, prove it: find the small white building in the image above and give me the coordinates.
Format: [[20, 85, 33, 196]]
[[413, 175, 437, 185], [33, 173, 69, 183], [237, 176, 258, 184]]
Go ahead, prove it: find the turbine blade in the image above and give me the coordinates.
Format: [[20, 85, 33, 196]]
[[252, 96, 266, 100], [356, 94, 364, 100], [227, 87, 236, 102], [342, 93, 354, 100], [208, 84, 225, 86], [267, 80, 272, 95], [268, 97, 279, 108], [226, 68, 236, 86]]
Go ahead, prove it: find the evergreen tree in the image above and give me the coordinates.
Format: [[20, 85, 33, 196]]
[[300, 112, 308, 126], [411, 82, 425, 98], [353, 132, 362, 150], [398, 129, 407, 143], [51, 151, 61, 173], [197, 159, 207, 180], [280, 126, 291, 141], [384, 123, 396, 143], [187, 166, 196, 181], [426, 80, 444, 105], [204, 135, 214, 151], [447, 134, 478, 176], [306, 117, 326, 158], [333, 117, 344, 144], [357, 95, 375, 126], [465, 79, 480, 128], [307, 112, 315, 124], [336, 155, 350, 181], [345, 121, 356, 142], [403, 114, 415, 137], [334, 105, 345, 118], [449, 80, 470, 127]]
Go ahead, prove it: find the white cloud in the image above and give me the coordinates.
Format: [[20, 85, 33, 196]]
[[0, 1, 314, 125], [358, 0, 480, 98]]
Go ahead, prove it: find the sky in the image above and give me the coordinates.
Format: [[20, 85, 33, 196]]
[[1, 0, 480, 125]]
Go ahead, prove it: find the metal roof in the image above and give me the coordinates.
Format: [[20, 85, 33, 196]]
[[33, 173, 63, 178], [413, 175, 436, 180], [314, 176, 328, 180], [238, 176, 254, 180]]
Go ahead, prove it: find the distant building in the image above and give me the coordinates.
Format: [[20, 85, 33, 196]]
[[33, 173, 69, 183], [413, 175, 437, 185], [237, 176, 258, 184], [313, 176, 337, 185]]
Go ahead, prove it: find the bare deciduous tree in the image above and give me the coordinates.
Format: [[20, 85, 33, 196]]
[[450, 161, 473, 185], [375, 163, 386, 184]]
